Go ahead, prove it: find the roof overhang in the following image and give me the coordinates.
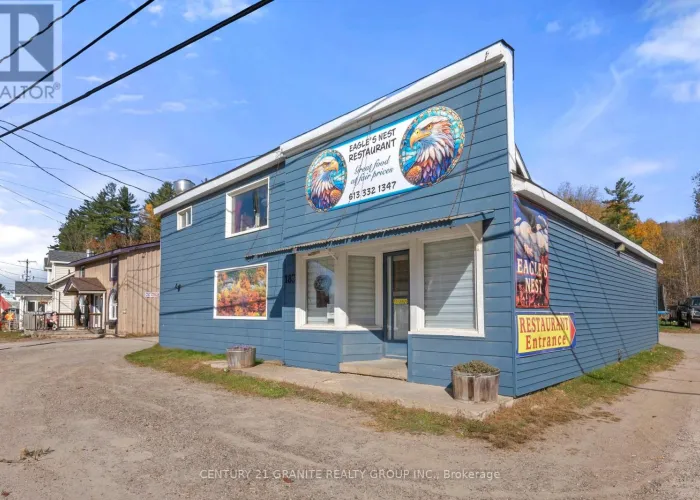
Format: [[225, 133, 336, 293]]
[[155, 40, 515, 216], [246, 210, 494, 260], [69, 241, 160, 267], [63, 277, 107, 295], [512, 177, 663, 265]]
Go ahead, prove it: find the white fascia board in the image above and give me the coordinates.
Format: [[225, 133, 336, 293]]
[[154, 150, 281, 215], [512, 177, 663, 265], [47, 272, 74, 288], [281, 41, 512, 157]]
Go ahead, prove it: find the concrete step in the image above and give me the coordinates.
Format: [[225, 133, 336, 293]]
[[339, 358, 408, 381]]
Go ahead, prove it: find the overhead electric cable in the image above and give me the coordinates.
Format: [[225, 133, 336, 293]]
[[6, 181, 84, 202], [0, 183, 68, 216], [0, 0, 154, 112], [0, 126, 152, 194], [0, 0, 274, 138], [0, 260, 45, 272], [0, 139, 93, 199], [0, 120, 164, 183], [0, 0, 89, 67]]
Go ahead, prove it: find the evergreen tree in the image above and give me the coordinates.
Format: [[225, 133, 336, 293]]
[[138, 182, 175, 242], [693, 171, 700, 218], [115, 185, 139, 237], [601, 178, 643, 239]]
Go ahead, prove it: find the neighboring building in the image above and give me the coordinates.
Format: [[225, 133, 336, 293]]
[[14, 281, 51, 324], [44, 249, 87, 315], [64, 242, 161, 336], [153, 41, 661, 397]]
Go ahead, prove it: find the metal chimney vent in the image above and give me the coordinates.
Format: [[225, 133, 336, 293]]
[[174, 179, 195, 195]]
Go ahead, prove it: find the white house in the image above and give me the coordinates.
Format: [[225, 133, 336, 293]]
[[44, 250, 87, 315]]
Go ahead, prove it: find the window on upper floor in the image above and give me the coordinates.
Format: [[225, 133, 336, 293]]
[[80, 266, 86, 278], [177, 206, 193, 230], [225, 178, 269, 238], [110, 258, 119, 281]]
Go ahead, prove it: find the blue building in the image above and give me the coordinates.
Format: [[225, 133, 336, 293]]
[[155, 41, 661, 397]]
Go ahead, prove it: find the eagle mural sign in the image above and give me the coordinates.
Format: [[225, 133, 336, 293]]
[[514, 195, 550, 308], [305, 106, 465, 212]]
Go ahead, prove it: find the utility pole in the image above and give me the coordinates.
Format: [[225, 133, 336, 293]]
[[18, 259, 37, 282]]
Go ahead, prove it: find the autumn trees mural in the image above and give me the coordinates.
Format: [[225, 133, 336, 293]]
[[215, 264, 267, 318]]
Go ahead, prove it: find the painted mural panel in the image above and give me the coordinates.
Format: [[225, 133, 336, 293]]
[[305, 106, 465, 212], [514, 195, 549, 308], [214, 264, 268, 319]]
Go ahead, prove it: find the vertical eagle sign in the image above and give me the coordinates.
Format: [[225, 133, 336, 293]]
[[514, 195, 549, 309]]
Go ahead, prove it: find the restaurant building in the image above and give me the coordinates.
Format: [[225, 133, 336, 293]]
[[155, 41, 661, 396]]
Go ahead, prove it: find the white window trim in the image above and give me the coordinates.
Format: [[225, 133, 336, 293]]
[[213, 263, 269, 320], [109, 258, 118, 281], [108, 290, 118, 321], [294, 224, 485, 337], [177, 206, 193, 230], [224, 177, 270, 239]]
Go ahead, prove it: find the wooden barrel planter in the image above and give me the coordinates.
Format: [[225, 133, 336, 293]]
[[451, 361, 500, 403], [226, 346, 256, 369]]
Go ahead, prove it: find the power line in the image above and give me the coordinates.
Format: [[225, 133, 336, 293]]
[[0, 120, 164, 183], [0, 0, 274, 138], [0, 125, 152, 194], [0, 139, 92, 199], [0, 1, 153, 113], [5, 180, 84, 202], [8, 196, 64, 224], [0, 0, 89, 67], [0, 183, 68, 216], [0, 260, 45, 272], [0, 160, 65, 170]]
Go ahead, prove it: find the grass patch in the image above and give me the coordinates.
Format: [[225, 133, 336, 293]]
[[126, 344, 683, 449], [660, 324, 697, 333], [0, 331, 26, 343]]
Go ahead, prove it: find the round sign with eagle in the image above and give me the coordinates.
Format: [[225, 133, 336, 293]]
[[399, 106, 466, 187], [305, 149, 347, 212]]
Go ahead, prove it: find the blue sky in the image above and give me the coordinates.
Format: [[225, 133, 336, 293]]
[[1, 0, 699, 289]]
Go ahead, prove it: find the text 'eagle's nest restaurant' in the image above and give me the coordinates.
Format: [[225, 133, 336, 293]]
[[155, 40, 661, 397]]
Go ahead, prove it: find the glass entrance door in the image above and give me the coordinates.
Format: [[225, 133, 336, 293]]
[[384, 251, 409, 358]]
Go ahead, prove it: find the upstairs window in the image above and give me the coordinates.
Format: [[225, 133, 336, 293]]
[[110, 258, 119, 281], [177, 206, 193, 230], [80, 266, 86, 278], [226, 178, 269, 237]]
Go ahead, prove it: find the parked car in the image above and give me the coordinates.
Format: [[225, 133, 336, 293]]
[[677, 296, 700, 327]]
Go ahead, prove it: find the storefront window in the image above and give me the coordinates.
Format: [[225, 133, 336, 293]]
[[227, 179, 269, 236], [306, 257, 335, 325], [348, 255, 375, 326], [424, 237, 475, 329]]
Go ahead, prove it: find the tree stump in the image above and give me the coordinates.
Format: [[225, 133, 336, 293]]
[[226, 347, 256, 369], [452, 371, 500, 402]]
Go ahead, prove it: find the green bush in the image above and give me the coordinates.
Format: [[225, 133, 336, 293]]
[[453, 360, 500, 375]]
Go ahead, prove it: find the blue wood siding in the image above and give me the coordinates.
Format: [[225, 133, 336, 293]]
[[159, 66, 515, 393], [514, 213, 659, 396]]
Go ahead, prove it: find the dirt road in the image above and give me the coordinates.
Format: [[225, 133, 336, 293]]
[[0, 333, 699, 499]]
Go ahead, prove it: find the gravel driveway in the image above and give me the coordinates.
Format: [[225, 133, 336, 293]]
[[1, 334, 699, 499]]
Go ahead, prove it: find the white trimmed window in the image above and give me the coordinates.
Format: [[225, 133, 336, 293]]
[[348, 255, 375, 326], [108, 290, 118, 321], [110, 258, 119, 281], [177, 206, 192, 230], [225, 178, 269, 237], [423, 236, 476, 330], [306, 257, 335, 325]]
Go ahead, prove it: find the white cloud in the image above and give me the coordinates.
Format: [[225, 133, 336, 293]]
[[612, 158, 666, 177], [109, 94, 144, 103], [121, 108, 155, 116], [545, 20, 562, 33], [76, 75, 105, 84], [148, 3, 165, 16], [664, 80, 700, 101], [160, 101, 187, 112], [569, 18, 603, 39], [184, 52, 199, 59], [183, 0, 265, 21], [106, 51, 125, 61], [0, 207, 6, 216], [211, 36, 223, 42], [636, 10, 700, 66]]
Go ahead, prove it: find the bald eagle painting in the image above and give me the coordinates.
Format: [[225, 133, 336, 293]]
[[400, 106, 465, 187], [305, 150, 347, 212]]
